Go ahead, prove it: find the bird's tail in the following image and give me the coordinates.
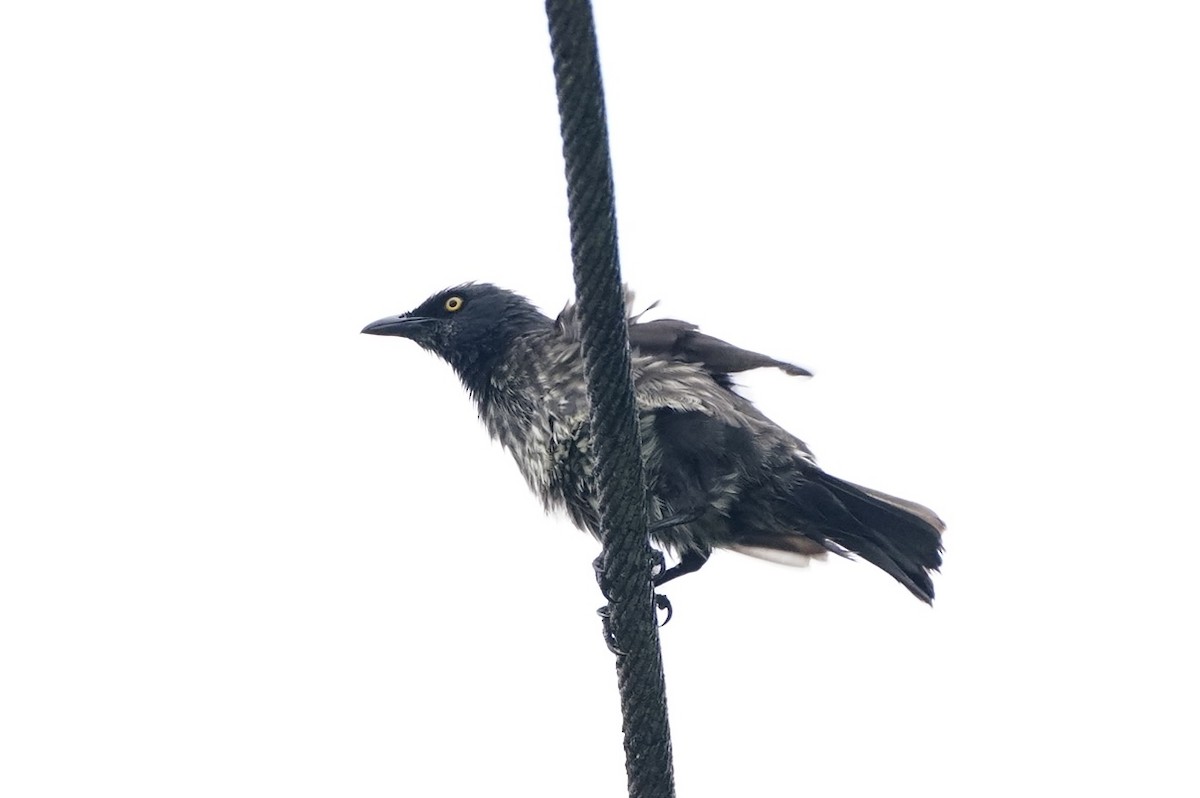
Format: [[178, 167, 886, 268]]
[[791, 470, 945, 603]]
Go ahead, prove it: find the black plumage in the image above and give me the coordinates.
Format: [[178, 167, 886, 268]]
[[363, 283, 944, 602]]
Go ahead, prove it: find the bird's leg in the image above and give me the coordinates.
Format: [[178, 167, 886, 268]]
[[653, 547, 711, 587], [644, 511, 707, 625]]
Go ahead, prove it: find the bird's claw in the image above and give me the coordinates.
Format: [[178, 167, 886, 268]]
[[592, 554, 618, 602], [598, 596, 671, 654], [654, 593, 673, 626], [596, 604, 626, 656]]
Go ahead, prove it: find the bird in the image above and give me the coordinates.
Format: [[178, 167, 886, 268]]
[[362, 283, 944, 603]]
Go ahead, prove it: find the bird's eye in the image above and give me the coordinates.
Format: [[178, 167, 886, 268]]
[[444, 296, 464, 312]]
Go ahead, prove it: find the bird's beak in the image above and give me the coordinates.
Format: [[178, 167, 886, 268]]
[[361, 314, 432, 338]]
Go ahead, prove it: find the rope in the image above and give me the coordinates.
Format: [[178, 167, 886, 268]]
[[544, 2, 676, 797]]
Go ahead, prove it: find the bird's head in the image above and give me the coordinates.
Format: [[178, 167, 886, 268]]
[[362, 283, 551, 397]]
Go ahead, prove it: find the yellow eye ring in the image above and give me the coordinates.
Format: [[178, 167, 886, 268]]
[[444, 296, 464, 312]]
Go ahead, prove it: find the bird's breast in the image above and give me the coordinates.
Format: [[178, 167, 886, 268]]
[[480, 386, 592, 505]]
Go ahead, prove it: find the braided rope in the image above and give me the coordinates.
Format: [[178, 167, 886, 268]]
[[545, 2, 675, 796]]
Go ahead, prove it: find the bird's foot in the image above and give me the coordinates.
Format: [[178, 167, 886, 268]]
[[594, 550, 676, 646], [649, 551, 673, 625], [594, 549, 670, 601], [597, 595, 672, 655], [649, 548, 666, 579]]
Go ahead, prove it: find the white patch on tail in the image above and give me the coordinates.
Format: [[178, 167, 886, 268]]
[[728, 545, 829, 568]]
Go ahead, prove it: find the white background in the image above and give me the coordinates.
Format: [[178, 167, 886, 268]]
[[2, 2, 1197, 796]]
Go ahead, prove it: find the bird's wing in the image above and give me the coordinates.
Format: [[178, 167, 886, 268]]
[[643, 406, 759, 517], [629, 318, 811, 379], [555, 290, 810, 381], [632, 356, 815, 509]]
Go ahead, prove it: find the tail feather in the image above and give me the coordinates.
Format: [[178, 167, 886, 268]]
[[791, 471, 944, 603]]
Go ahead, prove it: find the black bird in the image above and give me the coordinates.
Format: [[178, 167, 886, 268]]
[[363, 284, 944, 603]]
